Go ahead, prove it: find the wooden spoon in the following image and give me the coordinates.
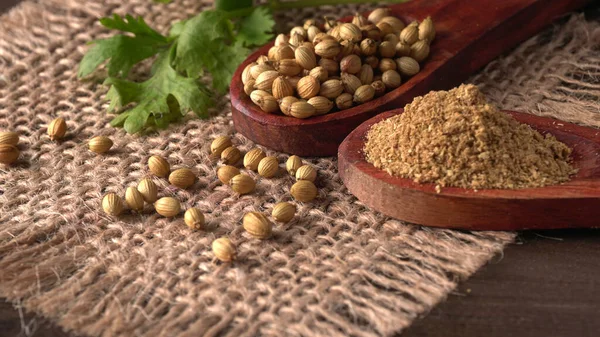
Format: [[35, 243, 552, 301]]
[[338, 110, 600, 230], [231, 0, 590, 156]]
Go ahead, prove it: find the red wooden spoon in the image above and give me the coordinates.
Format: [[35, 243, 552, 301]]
[[230, 0, 590, 156], [338, 110, 600, 230]]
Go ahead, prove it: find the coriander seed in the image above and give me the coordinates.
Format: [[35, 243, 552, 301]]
[[184, 208, 205, 230], [244, 148, 266, 171], [354, 85, 376, 104], [169, 168, 196, 189], [290, 180, 318, 202], [221, 146, 242, 165], [275, 59, 302, 77], [295, 46, 317, 70], [368, 8, 390, 24], [358, 64, 374, 85], [230, 174, 255, 194], [341, 73, 362, 94], [286, 155, 303, 175], [319, 79, 344, 99], [137, 178, 158, 203], [102, 193, 123, 216], [307, 96, 334, 115], [410, 40, 430, 62], [340, 55, 361, 74], [125, 186, 145, 212], [272, 76, 294, 99], [212, 237, 236, 262], [258, 156, 279, 178], [217, 165, 240, 184], [272, 202, 296, 223], [382, 70, 402, 89], [396, 57, 420, 76], [148, 155, 170, 177], [0, 131, 18, 146], [0, 144, 19, 165], [210, 136, 232, 157], [243, 212, 272, 239], [289, 101, 316, 119], [372, 80, 386, 97], [155, 197, 181, 217], [88, 136, 113, 154], [335, 93, 353, 110], [395, 42, 411, 57], [295, 164, 317, 182], [309, 66, 328, 82], [48, 117, 67, 141], [279, 96, 299, 115], [297, 76, 321, 99]]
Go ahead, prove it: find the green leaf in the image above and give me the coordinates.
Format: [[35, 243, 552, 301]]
[[236, 6, 275, 46], [215, 0, 253, 11], [154, 0, 173, 3], [105, 49, 212, 134], [78, 14, 167, 78], [174, 10, 250, 93]]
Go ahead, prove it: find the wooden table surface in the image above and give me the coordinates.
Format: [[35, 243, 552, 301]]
[[1, 1, 599, 337]]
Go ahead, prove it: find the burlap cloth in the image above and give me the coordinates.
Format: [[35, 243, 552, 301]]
[[0, 1, 598, 336]]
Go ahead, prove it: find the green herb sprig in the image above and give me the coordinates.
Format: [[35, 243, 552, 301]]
[[78, 0, 404, 133]]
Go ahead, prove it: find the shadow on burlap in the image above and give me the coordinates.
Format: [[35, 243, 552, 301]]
[[0, 0, 597, 336]]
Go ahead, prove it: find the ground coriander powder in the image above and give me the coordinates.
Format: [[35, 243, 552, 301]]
[[364, 84, 576, 190]]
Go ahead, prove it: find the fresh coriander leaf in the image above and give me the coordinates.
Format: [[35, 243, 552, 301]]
[[215, 0, 253, 11], [174, 10, 250, 93], [237, 6, 275, 46], [154, 0, 173, 3], [78, 14, 167, 78], [79, 35, 166, 78], [168, 20, 187, 38], [99, 14, 166, 41], [104, 49, 212, 134]]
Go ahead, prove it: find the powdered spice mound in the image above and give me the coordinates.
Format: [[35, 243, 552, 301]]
[[364, 84, 575, 190]]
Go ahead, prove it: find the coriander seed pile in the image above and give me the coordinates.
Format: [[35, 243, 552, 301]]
[[242, 9, 436, 118], [364, 84, 576, 190]]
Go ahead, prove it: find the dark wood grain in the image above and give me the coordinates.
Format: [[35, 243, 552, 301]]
[[402, 229, 600, 337], [231, 0, 591, 156], [338, 109, 600, 230]]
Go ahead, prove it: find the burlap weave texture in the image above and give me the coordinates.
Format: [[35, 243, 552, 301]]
[[0, 0, 598, 336]]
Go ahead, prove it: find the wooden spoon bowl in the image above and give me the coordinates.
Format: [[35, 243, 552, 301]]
[[338, 110, 600, 231], [231, 0, 590, 156]]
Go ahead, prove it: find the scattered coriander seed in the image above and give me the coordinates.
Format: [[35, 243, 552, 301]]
[[0, 131, 19, 146], [125, 186, 145, 212], [210, 136, 232, 157], [217, 165, 240, 184], [47, 117, 67, 141], [230, 174, 256, 194], [221, 146, 242, 165], [155, 197, 181, 217], [137, 178, 158, 203], [0, 144, 19, 165], [272, 202, 296, 223], [169, 168, 196, 189], [244, 148, 266, 171], [88, 136, 113, 154], [212, 237, 236, 262], [243, 212, 272, 239], [295, 164, 317, 182], [148, 155, 170, 177], [286, 155, 303, 175], [184, 208, 205, 230], [258, 156, 279, 178], [290, 180, 318, 202], [102, 192, 123, 216]]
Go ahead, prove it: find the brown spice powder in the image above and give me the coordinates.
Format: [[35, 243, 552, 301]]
[[364, 84, 576, 190]]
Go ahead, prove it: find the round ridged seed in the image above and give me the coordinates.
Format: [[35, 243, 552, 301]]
[[48, 117, 67, 141], [230, 174, 255, 194], [169, 168, 196, 189], [210, 136, 232, 156], [88, 136, 113, 154], [0, 144, 19, 165], [221, 147, 242, 165], [272, 202, 296, 223], [217, 165, 240, 184], [148, 155, 170, 177], [125, 187, 145, 212], [295, 165, 317, 182], [258, 156, 279, 178], [137, 178, 158, 203], [286, 155, 303, 175], [184, 208, 205, 230], [212, 237, 236, 262], [102, 193, 123, 216], [243, 212, 272, 239], [244, 148, 266, 171], [0, 131, 18, 146], [290, 180, 318, 202], [155, 197, 181, 217]]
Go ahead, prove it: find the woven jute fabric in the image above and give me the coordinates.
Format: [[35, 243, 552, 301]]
[[0, 1, 598, 336]]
